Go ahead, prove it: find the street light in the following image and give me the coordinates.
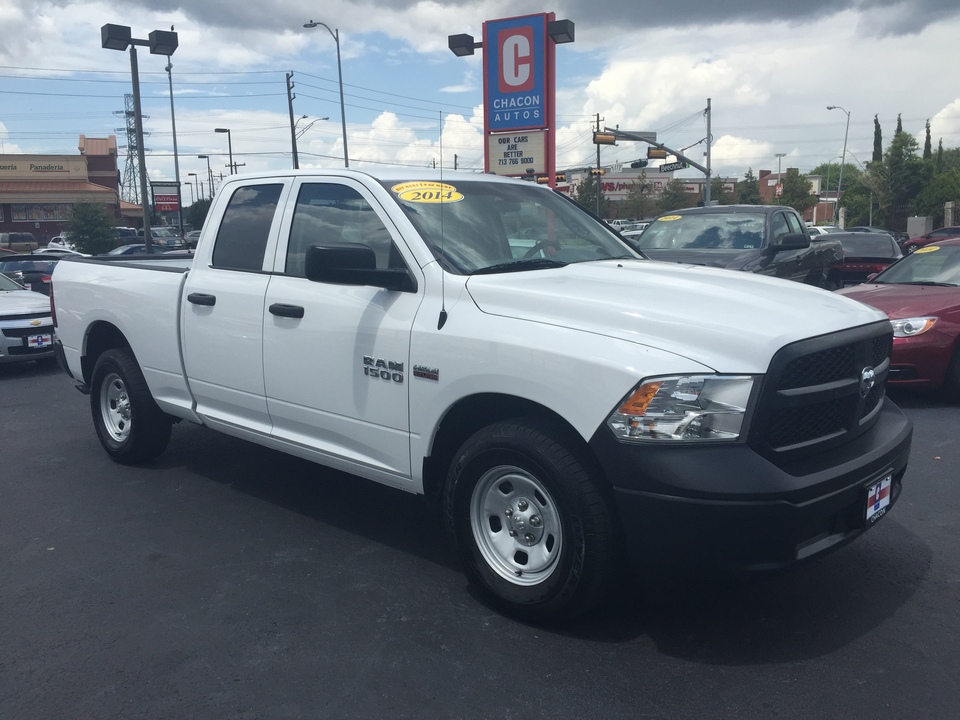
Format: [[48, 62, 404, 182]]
[[827, 105, 851, 225], [303, 20, 349, 168], [215, 128, 234, 174], [101, 23, 179, 252], [187, 172, 199, 204], [165, 53, 185, 237], [775, 152, 786, 204], [297, 115, 328, 139], [197, 155, 213, 198]]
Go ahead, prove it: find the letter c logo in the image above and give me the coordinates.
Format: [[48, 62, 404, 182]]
[[499, 28, 534, 93]]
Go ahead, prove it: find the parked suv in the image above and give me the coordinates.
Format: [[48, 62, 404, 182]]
[[0, 232, 39, 252]]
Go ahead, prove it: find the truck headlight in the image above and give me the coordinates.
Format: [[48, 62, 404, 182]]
[[607, 375, 755, 442], [890, 316, 937, 337]]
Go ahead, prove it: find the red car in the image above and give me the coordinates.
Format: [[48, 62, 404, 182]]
[[836, 239, 960, 398], [902, 226, 960, 254]]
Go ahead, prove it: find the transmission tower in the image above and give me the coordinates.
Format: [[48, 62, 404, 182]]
[[113, 93, 149, 205]]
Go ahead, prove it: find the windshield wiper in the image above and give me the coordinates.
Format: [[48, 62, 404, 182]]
[[897, 281, 957, 287], [471, 258, 568, 275]]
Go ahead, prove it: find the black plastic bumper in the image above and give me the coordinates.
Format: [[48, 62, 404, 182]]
[[589, 398, 913, 573], [53, 339, 73, 378]]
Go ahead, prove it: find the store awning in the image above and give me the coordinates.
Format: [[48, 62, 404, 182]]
[[0, 180, 117, 204]]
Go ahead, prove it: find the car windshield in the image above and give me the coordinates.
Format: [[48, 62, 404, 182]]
[[0, 272, 27, 291], [380, 179, 638, 274], [632, 213, 766, 251], [873, 244, 960, 286]]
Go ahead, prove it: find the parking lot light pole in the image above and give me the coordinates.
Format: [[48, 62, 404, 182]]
[[775, 152, 786, 204], [827, 105, 851, 225], [101, 23, 179, 252], [198, 155, 213, 198], [303, 20, 349, 168], [215, 128, 234, 174]]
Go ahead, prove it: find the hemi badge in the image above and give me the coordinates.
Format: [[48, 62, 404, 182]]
[[413, 365, 439, 382]]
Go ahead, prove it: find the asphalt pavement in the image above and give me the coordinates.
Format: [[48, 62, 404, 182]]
[[2, 360, 958, 719]]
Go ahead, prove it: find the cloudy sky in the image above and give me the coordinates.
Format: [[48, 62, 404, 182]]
[[3, 0, 960, 195]]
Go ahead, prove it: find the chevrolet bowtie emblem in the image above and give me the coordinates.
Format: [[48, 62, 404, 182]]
[[30, 319, 42, 326]]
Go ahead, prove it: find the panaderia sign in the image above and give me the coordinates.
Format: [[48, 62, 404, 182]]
[[0, 156, 87, 180]]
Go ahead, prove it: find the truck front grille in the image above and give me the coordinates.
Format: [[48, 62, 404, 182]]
[[752, 321, 892, 459]]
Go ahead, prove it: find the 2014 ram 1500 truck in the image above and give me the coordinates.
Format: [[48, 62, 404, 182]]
[[51, 170, 912, 622]]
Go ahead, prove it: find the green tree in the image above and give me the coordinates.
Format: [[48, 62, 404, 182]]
[[185, 198, 212, 232], [64, 202, 116, 255], [737, 168, 762, 205], [619, 172, 657, 219], [936, 139, 944, 173], [923, 119, 932, 160], [872, 115, 883, 164], [886, 131, 930, 227], [915, 169, 960, 219], [779, 168, 817, 214], [657, 179, 695, 213], [895, 114, 903, 134], [709, 176, 736, 205]]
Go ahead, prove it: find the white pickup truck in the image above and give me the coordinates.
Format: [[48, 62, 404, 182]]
[[52, 169, 913, 622]]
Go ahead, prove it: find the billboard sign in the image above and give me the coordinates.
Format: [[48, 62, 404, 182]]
[[486, 130, 546, 175], [483, 14, 548, 132]]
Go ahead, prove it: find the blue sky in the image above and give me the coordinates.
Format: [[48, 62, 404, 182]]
[[3, 0, 960, 198]]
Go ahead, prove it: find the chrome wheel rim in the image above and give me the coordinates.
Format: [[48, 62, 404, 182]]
[[470, 464, 562, 586], [100, 371, 132, 443]]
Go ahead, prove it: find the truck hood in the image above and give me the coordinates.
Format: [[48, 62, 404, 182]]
[[464, 259, 886, 373]]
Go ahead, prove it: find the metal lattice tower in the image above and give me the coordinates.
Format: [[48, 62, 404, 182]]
[[113, 93, 149, 205]]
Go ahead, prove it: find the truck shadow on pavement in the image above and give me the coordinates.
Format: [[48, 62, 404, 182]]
[[156, 419, 931, 666]]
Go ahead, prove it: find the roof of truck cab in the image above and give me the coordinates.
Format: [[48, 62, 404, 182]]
[[217, 168, 543, 186]]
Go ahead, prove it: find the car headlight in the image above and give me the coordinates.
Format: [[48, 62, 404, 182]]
[[891, 316, 937, 337], [607, 375, 755, 442]]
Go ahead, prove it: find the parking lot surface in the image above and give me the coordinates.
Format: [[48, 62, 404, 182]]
[[2, 361, 958, 719]]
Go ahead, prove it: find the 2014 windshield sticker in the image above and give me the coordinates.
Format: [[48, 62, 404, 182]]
[[915, 245, 940, 254], [658, 214, 682, 221], [392, 182, 464, 203]]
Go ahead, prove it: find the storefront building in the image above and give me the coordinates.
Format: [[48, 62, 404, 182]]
[[0, 135, 140, 244]]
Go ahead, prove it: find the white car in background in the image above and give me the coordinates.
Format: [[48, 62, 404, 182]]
[[0, 272, 55, 364], [807, 225, 842, 236]]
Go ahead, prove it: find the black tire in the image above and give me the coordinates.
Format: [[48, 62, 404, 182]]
[[444, 418, 621, 623], [90, 348, 172, 464]]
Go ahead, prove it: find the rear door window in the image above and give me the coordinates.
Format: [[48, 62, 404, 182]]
[[212, 184, 284, 271]]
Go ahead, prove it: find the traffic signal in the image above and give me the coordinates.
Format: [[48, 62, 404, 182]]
[[630, 160, 648, 168], [647, 148, 668, 159], [590, 168, 606, 176], [555, 173, 567, 183], [536, 175, 550, 184], [593, 132, 617, 145]]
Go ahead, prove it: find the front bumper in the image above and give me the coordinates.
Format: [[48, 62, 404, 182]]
[[589, 397, 912, 573]]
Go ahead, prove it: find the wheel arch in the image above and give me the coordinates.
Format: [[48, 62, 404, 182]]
[[421, 392, 604, 505], [81, 321, 132, 386]]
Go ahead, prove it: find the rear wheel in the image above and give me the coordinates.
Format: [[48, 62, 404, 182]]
[[90, 348, 172, 464], [904, 243, 920, 254], [444, 418, 621, 623]]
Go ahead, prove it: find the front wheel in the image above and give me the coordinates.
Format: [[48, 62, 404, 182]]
[[90, 348, 172, 464], [444, 419, 621, 623]]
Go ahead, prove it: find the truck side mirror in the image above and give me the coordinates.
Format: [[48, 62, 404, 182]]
[[766, 232, 810, 254], [305, 244, 415, 292]]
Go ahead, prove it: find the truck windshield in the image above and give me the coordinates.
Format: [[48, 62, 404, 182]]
[[634, 213, 766, 251], [381, 179, 638, 274]]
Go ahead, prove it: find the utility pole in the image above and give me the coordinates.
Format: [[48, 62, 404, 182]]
[[595, 113, 602, 217], [286, 72, 299, 169], [704, 98, 712, 206]]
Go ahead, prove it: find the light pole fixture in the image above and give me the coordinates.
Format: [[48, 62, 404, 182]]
[[296, 115, 328, 139], [303, 20, 349, 168], [166, 54, 185, 235], [198, 155, 213, 198], [101, 23, 179, 251], [774, 152, 786, 203], [827, 105, 851, 225], [215, 128, 234, 174], [187, 171, 199, 204]]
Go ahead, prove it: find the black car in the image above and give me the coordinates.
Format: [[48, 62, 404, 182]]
[[846, 225, 908, 246], [834, 232, 903, 286], [0, 254, 59, 295], [628, 205, 844, 289]]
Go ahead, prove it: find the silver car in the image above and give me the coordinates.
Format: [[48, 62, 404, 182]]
[[0, 272, 55, 364]]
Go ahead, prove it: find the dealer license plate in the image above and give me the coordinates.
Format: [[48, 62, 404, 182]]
[[27, 334, 53, 349], [865, 473, 893, 524]]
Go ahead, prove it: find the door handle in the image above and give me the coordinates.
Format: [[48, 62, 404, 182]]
[[187, 292, 216, 306], [269, 303, 305, 319]]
